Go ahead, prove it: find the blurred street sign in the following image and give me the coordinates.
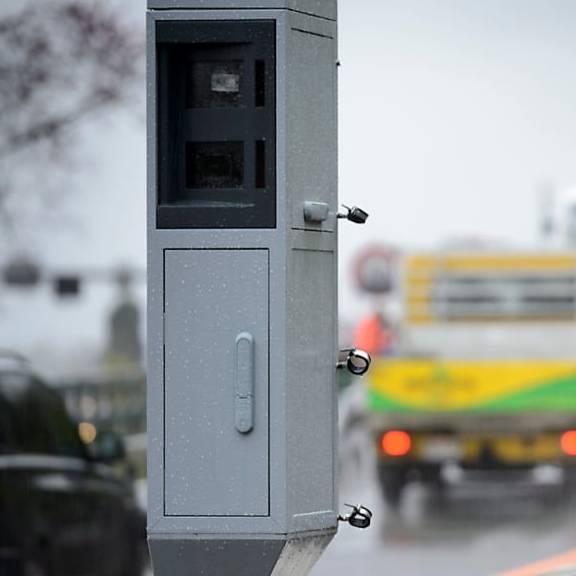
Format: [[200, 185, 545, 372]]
[[2, 257, 42, 288], [353, 245, 397, 294], [54, 275, 81, 297], [1, 259, 144, 297]]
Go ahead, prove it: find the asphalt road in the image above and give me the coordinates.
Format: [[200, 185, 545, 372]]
[[311, 430, 576, 576]]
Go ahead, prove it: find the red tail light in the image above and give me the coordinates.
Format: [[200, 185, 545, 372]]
[[381, 430, 412, 457], [561, 430, 576, 456]]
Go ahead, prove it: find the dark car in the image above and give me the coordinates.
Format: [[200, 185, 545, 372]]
[[0, 353, 146, 576]]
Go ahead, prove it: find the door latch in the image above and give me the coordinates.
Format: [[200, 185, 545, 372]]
[[338, 503, 373, 529], [337, 204, 369, 224], [337, 348, 371, 376]]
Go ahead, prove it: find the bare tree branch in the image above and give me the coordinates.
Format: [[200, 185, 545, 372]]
[[0, 1, 143, 229]]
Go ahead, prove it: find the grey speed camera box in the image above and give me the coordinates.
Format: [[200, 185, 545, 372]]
[[147, 1, 339, 574]]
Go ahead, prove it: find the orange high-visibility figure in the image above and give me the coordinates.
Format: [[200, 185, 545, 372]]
[[353, 313, 392, 357]]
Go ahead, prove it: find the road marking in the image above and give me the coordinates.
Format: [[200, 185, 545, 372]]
[[498, 549, 576, 576]]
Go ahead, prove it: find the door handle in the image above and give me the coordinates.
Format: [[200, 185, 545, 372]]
[[235, 332, 255, 434]]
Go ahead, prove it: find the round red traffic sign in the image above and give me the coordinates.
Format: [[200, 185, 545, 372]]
[[353, 245, 398, 294]]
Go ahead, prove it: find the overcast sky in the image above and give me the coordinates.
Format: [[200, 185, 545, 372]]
[[339, 0, 576, 315], [3, 0, 576, 371]]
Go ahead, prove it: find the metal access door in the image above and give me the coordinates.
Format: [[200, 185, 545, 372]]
[[163, 249, 269, 517]]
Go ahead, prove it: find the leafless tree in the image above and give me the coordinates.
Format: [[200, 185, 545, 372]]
[[0, 1, 143, 232]]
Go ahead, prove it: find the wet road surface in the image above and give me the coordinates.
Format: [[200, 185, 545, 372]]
[[312, 437, 576, 576]]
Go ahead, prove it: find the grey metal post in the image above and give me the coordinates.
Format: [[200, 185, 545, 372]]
[[147, 2, 341, 574]]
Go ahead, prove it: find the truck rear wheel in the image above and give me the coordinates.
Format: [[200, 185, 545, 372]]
[[378, 465, 407, 509]]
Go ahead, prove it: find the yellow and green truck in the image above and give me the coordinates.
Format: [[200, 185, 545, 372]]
[[367, 251, 576, 506]]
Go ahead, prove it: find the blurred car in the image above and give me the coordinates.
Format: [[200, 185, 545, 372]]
[[0, 351, 147, 576]]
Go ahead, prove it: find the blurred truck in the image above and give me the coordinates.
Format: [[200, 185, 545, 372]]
[[367, 251, 576, 507]]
